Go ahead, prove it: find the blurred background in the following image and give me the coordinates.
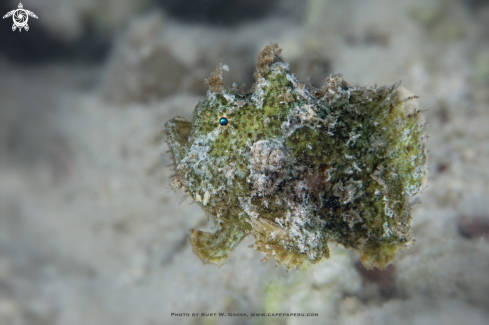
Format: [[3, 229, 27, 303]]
[[1, 0, 489, 324]]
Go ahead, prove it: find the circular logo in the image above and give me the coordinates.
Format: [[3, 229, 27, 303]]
[[13, 9, 28, 28]]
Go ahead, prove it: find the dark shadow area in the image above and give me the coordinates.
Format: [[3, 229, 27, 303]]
[[156, 0, 297, 26], [0, 3, 110, 64], [463, 0, 489, 11], [355, 261, 398, 301]]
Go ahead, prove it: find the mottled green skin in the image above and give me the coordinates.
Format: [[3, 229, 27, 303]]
[[165, 45, 427, 270]]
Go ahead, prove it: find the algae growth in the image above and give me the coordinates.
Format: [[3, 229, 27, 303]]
[[165, 43, 427, 270]]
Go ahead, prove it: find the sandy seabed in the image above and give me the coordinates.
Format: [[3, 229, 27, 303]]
[[1, 0, 489, 324]]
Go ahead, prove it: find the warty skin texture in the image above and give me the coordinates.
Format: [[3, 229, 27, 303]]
[[165, 44, 427, 271]]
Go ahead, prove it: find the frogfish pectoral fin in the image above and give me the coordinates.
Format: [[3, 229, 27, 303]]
[[357, 240, 398, 270], [189, 225, 246, 266]]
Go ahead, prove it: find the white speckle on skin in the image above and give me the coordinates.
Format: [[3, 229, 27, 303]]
[[251, 77, 268, 109], [353, 162, 362, 172], [223, 92, 235, 103], [248, 140, 288, 196], [203, 191, 210, 206], [346, 133, 361, 146], [383, 221, 392, 237], [223, 165, 235, 179]]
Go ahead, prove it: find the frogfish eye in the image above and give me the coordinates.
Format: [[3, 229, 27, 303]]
[[219, 117, 228, 126]]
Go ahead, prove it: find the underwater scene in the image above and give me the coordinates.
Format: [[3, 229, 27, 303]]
[[0, 0, 488, 324]]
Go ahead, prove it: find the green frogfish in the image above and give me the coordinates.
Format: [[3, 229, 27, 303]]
[[165, 43, 427, 270]]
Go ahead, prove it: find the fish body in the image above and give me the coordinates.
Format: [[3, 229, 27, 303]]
[[165, 44, 427, 270]]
